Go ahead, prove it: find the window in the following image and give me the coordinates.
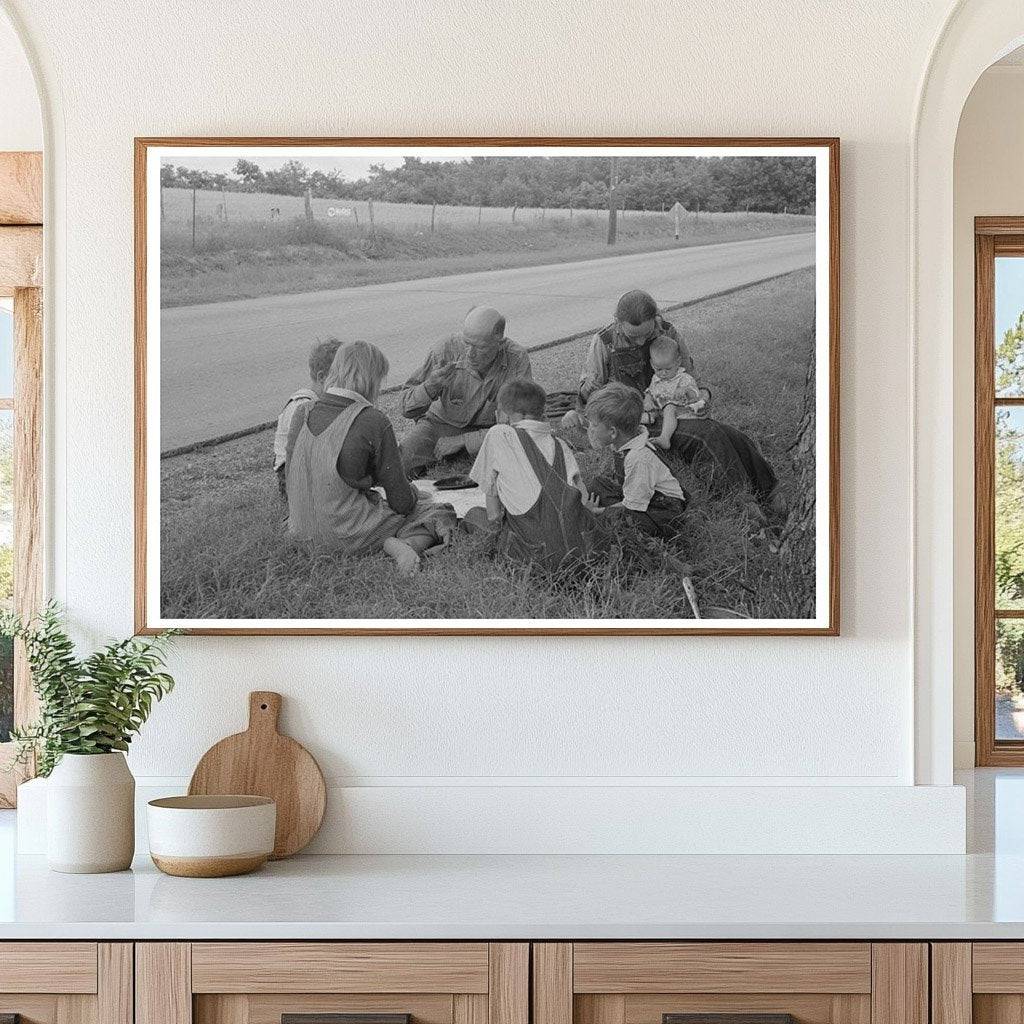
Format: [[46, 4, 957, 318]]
[[976, 220, 1024, 764], [0, 152, 43, 806], [0, 300, 11, 746]]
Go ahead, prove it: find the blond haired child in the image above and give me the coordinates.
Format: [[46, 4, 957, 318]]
[[285, 341, 455, 575], [643, 334, 709, 450], [273, 338, 343, 497]]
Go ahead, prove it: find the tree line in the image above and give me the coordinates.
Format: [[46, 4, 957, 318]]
[[160, 155, 816, 214]]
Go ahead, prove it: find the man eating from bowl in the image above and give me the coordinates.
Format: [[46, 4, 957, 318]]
[[398, 305, 533, 474]]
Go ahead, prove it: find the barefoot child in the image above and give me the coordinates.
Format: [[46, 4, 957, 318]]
[[465, 379, 602, 571], [285, 341, 455, 575], [583, 382, 689, 541], [273, 338, 343, 497], [643, 334, 709, 450]]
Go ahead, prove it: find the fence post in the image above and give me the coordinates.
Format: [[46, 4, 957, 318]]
[[368, 197, 375, 238], [478, 204, 483, 224], [430, 202, 436, 233], [607, 156, 618, 245], [220, 185, 227, 222], [191, 186, 197, 252], [512, 205, 518, 224]]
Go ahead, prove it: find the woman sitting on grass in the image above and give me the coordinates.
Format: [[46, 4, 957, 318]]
[[285, 341, 456, 575], [571, 289, 783, 512]]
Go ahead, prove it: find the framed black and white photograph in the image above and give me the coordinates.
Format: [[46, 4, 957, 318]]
[[135, 137, 839, 636]]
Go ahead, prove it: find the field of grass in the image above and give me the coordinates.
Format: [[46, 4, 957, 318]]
[[160, 188, 814, 307], [159, 269, 816, 622]]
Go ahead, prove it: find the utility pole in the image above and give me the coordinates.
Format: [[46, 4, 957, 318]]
[[607, 156, 618, 245]]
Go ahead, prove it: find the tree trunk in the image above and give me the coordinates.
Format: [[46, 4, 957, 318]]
[[777, 332, 817, 617]]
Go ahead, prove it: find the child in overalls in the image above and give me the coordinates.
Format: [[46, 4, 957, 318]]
[[273, 338, 342, 499], [466, 379, 602, 571], [583, 382, 689, 542]]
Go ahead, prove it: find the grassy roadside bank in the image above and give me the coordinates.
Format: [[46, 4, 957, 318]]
[[161, 212, 814, 307]]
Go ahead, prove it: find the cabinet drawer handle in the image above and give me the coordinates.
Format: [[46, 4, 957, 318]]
[[283, 1016, 411, 1024], [664, 1016, 796, 1024]]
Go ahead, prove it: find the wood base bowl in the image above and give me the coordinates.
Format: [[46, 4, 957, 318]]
[[147, 795, 276, 878]]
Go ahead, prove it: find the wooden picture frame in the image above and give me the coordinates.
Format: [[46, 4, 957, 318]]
[[135, 137, 840, 636]]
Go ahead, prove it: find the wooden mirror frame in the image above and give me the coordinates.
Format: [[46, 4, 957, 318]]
[[0, 151, 43, 807]]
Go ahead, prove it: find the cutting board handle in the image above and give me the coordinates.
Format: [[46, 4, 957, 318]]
[[248, 691, 282, 734]]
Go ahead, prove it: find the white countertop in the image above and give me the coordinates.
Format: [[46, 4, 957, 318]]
[[1, 770, 1021, 941], [1, 849, 1023, 940]]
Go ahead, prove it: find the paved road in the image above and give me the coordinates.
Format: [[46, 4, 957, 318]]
[[160, 233, 815, 451]]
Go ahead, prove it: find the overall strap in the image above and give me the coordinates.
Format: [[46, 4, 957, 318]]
[[514, 428, 570, 492]]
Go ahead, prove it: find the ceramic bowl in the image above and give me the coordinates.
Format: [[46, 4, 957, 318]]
[[147, 795, 276, 877]]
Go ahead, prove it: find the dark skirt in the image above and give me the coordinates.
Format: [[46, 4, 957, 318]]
[[667, 417, 777, 499]]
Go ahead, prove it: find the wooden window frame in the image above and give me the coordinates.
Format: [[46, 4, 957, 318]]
[[975, 217, 1024, 765], [0, 151, 43, 806]]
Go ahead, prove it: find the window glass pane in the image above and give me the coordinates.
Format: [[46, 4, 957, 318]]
[[997, 619, 1024, 740], [997, 407, 1024, 610], [0, 410, 11, 742], [996, 256, 1024, 397], [0, 302, 12, 400]]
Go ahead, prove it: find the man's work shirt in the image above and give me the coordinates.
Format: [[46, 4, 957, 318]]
[[400, 335, 533, 430], [579, 317, 694, 399]]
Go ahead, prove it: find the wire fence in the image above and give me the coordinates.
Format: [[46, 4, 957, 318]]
[[160, 186, 813, 245]]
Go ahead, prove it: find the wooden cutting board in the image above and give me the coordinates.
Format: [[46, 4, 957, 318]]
[[188, 691, 326, 859]]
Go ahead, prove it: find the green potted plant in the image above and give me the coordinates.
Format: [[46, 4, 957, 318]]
[[3, 604, 177, 873]]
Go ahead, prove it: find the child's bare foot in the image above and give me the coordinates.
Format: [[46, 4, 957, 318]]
[[383, 537, 422, 575], [653, 436, 671, 450]]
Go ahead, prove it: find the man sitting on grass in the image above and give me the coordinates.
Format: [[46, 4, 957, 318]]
[[399, 305, 533, 474]]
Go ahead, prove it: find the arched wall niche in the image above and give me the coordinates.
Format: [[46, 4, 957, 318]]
[[913, 0, 1024, 784]]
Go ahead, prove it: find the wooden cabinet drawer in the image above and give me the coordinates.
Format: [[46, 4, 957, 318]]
[[191, 943, 490, 993], [572, 943, 872, 994], [138, 942, 528, 1024], [933, 943, 1024, 1024], [0, 942, 130, 1024], [0, 942, 98, 993], [535, 943, 926, 1024]]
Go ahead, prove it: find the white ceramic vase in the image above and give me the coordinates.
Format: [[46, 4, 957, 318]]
[[46, 752, 135, 873]]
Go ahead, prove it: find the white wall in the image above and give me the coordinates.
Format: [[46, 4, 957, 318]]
[[0, 0, 973, 851], [952, 65, 1024, 767], [0, 8, 40, 151]]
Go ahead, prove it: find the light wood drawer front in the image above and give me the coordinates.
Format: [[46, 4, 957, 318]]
[[196, 993, 458, 1024], [973, 944, 1024, 992], [0, 942, 98, 993], [572, 943, 873, 994], [191, 942, 491, 994]]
